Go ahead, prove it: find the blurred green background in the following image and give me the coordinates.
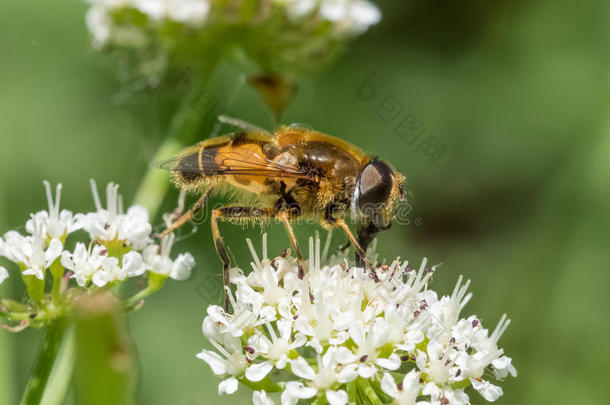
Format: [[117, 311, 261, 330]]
[[1, 0, 609, 404]]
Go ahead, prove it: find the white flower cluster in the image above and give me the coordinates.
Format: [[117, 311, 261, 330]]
[[85, 0, 381, 49], [198, 235, 516, 405], [0, 180, 194, 288]]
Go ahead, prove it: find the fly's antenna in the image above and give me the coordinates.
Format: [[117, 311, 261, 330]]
[[217, 115, 271, 135]]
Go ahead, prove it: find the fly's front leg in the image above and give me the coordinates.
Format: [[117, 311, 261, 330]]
[[356, 222, 383, 267], [334, 218, 374, 270], [211, 206, 275, 311]]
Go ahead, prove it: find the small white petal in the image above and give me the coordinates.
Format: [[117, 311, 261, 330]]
[[306, 338, 323, 354], [245, 361, 273, 382], [375, 353, 401, 370], [253, 390, 275, 405], [326, 390, 348, 405], [380, 372, 399, 397], [122, 251, 145, 277], [470, 378, 503, 401], [357, 363, 377, 378], [402, 369, 421, 394], [422, 382, 441, 399], [23, 268, 44, 280], [290, 357, 316, 380], [91, 269, 110, 287], [335, 347, 358, 364], [337, 364, 358, 383], [45, 238, 63, 265], [196, 350, 227, 375], [218, 377, 239, 395], [276, 355, 289, 369], [282, 381, 316, 405], [170, 253, 195, 280]]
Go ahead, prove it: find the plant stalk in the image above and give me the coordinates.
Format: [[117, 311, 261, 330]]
[[73, 293, 136, 405], [19, 319, 68, 405]]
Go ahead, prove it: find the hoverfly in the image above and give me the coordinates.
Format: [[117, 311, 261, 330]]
[[159, 118, 405, 308]]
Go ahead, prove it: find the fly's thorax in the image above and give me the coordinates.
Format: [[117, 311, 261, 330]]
[[295, 140, 362, 179]]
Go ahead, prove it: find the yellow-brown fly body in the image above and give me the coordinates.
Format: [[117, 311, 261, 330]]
[[160, 125, 405, 309]]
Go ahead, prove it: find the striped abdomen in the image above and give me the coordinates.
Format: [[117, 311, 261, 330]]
[[170, 131, 299, 195]]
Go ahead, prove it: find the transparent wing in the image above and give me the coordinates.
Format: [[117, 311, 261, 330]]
[[159, 146, 312, 180]]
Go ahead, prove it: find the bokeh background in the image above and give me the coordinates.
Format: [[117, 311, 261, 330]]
[[1, 0, 609, 404]]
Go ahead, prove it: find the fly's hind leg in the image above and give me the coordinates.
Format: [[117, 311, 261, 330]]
[[211, 206, 275, 311], [157, 189, 212, 238]]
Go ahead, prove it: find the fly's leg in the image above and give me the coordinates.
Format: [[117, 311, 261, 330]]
[[337, 240, 351, 253], [157, 189, 212, 238], [334, 218, 374, 269], [277, 212, 306, 280], [211, 206, 275, 311]]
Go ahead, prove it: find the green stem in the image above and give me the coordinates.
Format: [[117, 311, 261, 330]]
[[356, 377, 384, 405], [0, 330, 14, 405], [347, 382, 359, 405], [22, 274, 44, 305], [0, 298, 30, 312], [133, 61, 220, 218], [312, 396, 327, 405], [49, 261, 64, 304], [73, 293, 136, 405], [0, 197, 14, 405], [122, 273, 167, 310], [0, 311, 30, 321], [40, 327, 75, 405], [131, 137, 184, 218], [19, 318, 68, 405]]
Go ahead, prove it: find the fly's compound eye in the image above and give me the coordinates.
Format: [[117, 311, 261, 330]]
[[356, 159, 393, 218]]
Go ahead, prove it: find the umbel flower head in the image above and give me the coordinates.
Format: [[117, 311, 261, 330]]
[[198, 234, 516, 405], [0, 180, 194, 330], [83, 0, 381, 82]]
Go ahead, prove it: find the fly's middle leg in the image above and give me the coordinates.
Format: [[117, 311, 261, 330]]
[[211, 206, 275, 311]]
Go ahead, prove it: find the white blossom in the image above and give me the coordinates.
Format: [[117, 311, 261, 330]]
[[380, 370, 423, 405], [246, 318, 306, 373], [142, 233, 195, 280], [197, 233, 516, 405], [0, 180, 193, 327], [196, 334, 251, 395], [61, 243, 145, 287], [79, 180, 152, 249], [84, 0, 380, 49], [61, 243, 108, 287], [26, 181, 81, 241], [319, 0, 382, 34], [0, 219, 62, 280]]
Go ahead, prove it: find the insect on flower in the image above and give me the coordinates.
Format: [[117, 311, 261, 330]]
[[159, 118, 406, 308]]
